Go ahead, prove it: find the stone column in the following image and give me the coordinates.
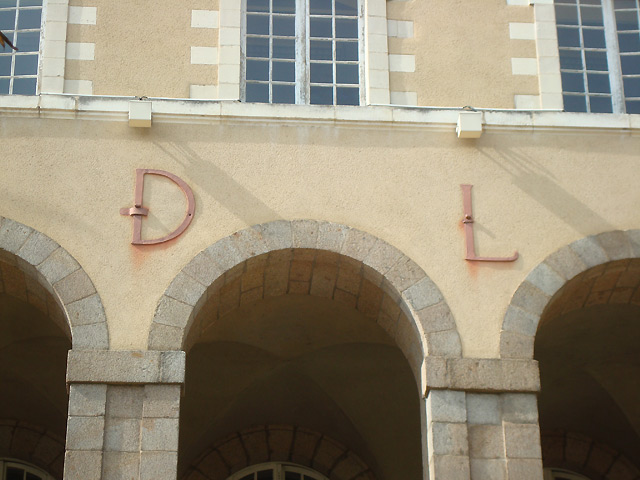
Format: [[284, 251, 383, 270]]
[[424, 357, 543, 480], [64, 350, 185, 480]]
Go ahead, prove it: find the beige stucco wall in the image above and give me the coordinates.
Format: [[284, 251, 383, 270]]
[[1, 108, 638, 357]]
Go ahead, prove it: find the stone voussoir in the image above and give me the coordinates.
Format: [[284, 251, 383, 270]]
[[165, 271, 207, 307], [16, 229, 59, 266], [340, 228, 377, 262], [291, 219, 319, 249], [316, 221, 350, 252], [595, 230, 634, 261], [569, 235, 610, 268], [37, 246, 81, 285], [0, 217, 34, 253], [254, 220, 293, 251]]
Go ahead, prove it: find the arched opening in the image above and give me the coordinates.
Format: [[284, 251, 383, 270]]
[[178, 248, 423, 480], [535, 259, 640, 479], [0, 253, 70, 479]]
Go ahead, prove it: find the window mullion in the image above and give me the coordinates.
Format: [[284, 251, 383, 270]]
[[297, 0, 306, 104], [602, 0, 625, 113]]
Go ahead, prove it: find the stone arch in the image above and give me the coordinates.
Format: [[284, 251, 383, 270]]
[[0, 216, 109, 350], [500, 229, 640, 359], [182, 425, 374, 480], [148, 220, 461, 385]]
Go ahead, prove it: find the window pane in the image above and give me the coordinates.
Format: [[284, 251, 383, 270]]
[[246, 82, 269, 102], [247, 14, 269, 35], [0, 10, 15, 30], [0, 0, 16, 6], [618, 32, 640, 52], [14, 54, 37, 75], [623, 76, 640, 97], [246, 37, 269, 57], [582, 28, 605, 48], [273, 16, 295, 36], [335, 0, 358, 16], [555, 5, 579, 25], [557, 27, 581, 46], [272, 83, 295, 103], [256, 469, 273, 480], [336, 41, 358, 60], [584, 50, 608, 70], [310, 62, 333, 83], [309, 0, 332, 15], [285, 473, 301, 480], [336, 63, 358, 83], [246, 59, 269, 81], [272, 0, 295, 14], [559, 49, 584, 69], [12, 76, 35, 94], [562, 71, 586, 92], [247, 0, 269, 13], [614, 0, 637, 7], [15, 30, 39, 52], [17, 8, 41, 29], [272, 38, 294, 58], [310, 17, 332, 37], [272, 60, 294, 81], [6, 467, 23, 480], [621, 55, 640, 74], [26, 473, 43, 480], [589, 95, 613, 112], [587, 72, 611, 92], [310, 40, 332, 60], [337, 86, 359, 105], [580, 6, 603, 26], [0, 55, 11, 75], [21, 0, 42, 5], [626, 100, 640, 113], [310, 85, 333, 104], [335, 18, 357, 38], [0, 77, 9, 93], [615, 9, 639, 30], [564, 94, 588, 111], [240, 474, 254, 480]]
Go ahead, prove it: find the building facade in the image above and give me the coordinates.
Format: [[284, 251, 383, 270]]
[[0, 0, 639, 479]]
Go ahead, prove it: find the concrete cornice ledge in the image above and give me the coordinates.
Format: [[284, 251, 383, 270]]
[[424, 357, 540, 394], [66, 350, 185, 386]]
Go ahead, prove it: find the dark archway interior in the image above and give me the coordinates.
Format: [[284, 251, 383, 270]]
[[179, 294, 422, 480], [536, 260, 640, 478]]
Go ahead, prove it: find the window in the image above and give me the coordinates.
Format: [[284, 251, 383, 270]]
[[555, 0, 640, 113], [242, 0, 363, 105], [0, 459, 53, 480], [543, 467, 592, 480], [227, 463, 329, 480], [0, 0, 42, 95]]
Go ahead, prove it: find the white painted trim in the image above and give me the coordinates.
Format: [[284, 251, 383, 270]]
[[65, 42, 95, 61], [68, 6, 96, 25], [39, 0, 70, 94], [191, 10, 219, 29]]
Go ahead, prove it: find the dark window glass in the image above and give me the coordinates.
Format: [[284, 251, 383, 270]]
[[246, 59, 269, 81], [15, 31, 39, 52], [621, 54, 640, 73], [580, 5, 604, 26], [614, 0, 637, 7], [309, 0, 332, 15], [336, 41, 358, 60], [273, 16, 295, 36], [310, 62, 333, 83], [615, 9, 639, 30], [272, 60, 294, 81], [240, 474, 254, 480], [562, 71, 586, 91], [564, 94, 588, 111], [272, 83, 295, 103], [587, 72, 611, 92], [12, 76, 35, 94], [626, 100, 640, 112], [310, 17, 332, 37], [246, 37, 269, 57], [273, 0, 295, 14], [246, 82, 269, 102], [618, 32, 640, 52], [337, 86, 359, 104], [247, 14, 269, 35], [256, 469, 274, 480], [589, 95, 613, 111], [17, 8, 41, 29], [247, 0, 269, 13], [623, 75, 640, 97], [557, 26, 581, 46], [310, 40, 332, 60], [335, 0, 358, 15], [272, 38, 294, 58], [559, 48, 584, 69], [336, 63, 358, 83], [555, 5, 580, 25], [26, 473, 43, 480], [21, 0, 42, 6], [585, 50, 608, 70], [14, 54, 37, 75], [285, 472, 301, 480], [0, 0, 16, 7], [6, 467, 24, 480], [0, 10, 16, 30], [0, 54, 11, 75], [335, 18, 357, 38], [0, 77, 9, 93], [582, 28, 606, 48], [310, 85, 333, 104]]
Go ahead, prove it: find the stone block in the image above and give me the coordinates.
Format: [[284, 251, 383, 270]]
[[69, 384, 107, 416], [341, 229, 377, 262], [53, 268, 96, 304], [500, 331, 535, 359], [143, 385, 181, 418], [17, 230, 59, 266], [429, 422, 469, 456], [233, 227, 268, 259], [140, 451, 178, 480], [154, 295, 193, 329], [66, 416, 105, 450], [570, 236, 610, 268], [525, 262, 565, 297], [165, 271, 207, 307], [183, 251, 224, 287], [544, 247, 587, 281], [506, 458, 544, 480], [141, 418, 179, 451], [32, 433, 64, 466], [596, 231, 633, 261], [148, 324, 183, 351], [0, 218, 33, 253], [161, 351, 186, 384], [72, 321, 110, 350], [104, 417, 141, 452], [316, 222, 349, 253], [64, 450, 103, 480], [467, 393, 501, 425], [292, 220, 319, 249], [427, 330, 462, 357], [509, 281, 550, 317], [501, 393, 538, 424], [66, 293, 107, 326], [254, 220, 293, 251], [427, 390, 467, 423], [429, 454, 471, 480], [417, 301, 456, 333], [504, 424, 542, 459], [468, 425, 504, 459], [502, 306, 539, 336], [194, 451, 229, 479], [403, 276, 443, 311], [470, 458, 506, 480], [107, 385, 145, 418], [313, 437, 345, 473], [206, 236, 243, 271], [627, 230, 640, 257], [102, 451, 140, 480], [363, 238, 403, 275]]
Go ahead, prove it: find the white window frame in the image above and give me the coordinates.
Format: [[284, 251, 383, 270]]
[[227, 462, 330, 480], [543, 467, 592, 480], [0, 458, 54, 480], [554, 0, 640, 113], [240, 0, 366, 105]]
